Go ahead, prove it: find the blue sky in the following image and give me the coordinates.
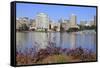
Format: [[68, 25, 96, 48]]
[[16, 3, 96, 24]]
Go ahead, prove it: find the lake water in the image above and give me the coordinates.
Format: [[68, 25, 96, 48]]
[[16, 30, 96, 53]]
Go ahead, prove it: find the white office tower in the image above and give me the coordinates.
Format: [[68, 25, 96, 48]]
[[36, 13, 49, 31]]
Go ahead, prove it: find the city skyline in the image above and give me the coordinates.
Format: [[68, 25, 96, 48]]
[[16, 3, 96, 24]]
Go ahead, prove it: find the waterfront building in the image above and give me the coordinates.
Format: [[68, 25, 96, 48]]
[[80, 21, 87, 26], [89, 16, 96, 26], [49, 21, 60, 31], [54, 22, 60, 31], [29, 19, 36, 30], [70, 14, 79, 29], [16, 20, 22, 30], [16, 17, 30, 30], [59, 18, 70, 31], [93, 16, 96, 26], [90, 20, 94, 26], [70, 14, 76, 26], [49, 22, 55, 31], [36, 13, 49, 31], [19, 17, 30, 26]]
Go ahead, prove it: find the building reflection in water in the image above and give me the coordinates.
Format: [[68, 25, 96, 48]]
[[33, 32, 48, 49], [16, 31, 96, 53], [16, 32, 30, 52], [70, 33, 76, 49]]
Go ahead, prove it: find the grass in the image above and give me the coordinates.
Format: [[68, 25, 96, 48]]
[[42, 54, 79, 63]]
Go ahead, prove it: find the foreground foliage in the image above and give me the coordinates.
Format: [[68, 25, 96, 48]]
[[16, 42, 96, 65]]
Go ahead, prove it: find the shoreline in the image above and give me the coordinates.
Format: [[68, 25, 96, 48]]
[[16, 29, 96, 33]]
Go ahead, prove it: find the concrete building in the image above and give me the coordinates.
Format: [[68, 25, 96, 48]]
[[49, 21, 60, 31], [89, 16, 96, 26], [90, 20, 94, 26], [29, 19, 36, 30], [80, 21, 87, 26], [70, 14, 79, 29], [93, 16, 96, 26], [49, 22, 55, 30], [16, 20, 22, 30], [70, 14, 76, 26], [19, 17, 30, 26], [54, 22, 60, 31], [48, 20, 53, 31], [36, 13, 49, 31], [59, 19, 70, 31], [16, 17, 30, 30]]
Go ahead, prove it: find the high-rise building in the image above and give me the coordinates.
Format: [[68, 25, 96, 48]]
[[70, 14, 79, 29], [94, 16, 96, 26], [70, 14, 77, 26], [90, 16, 96, 26], [36, 13, 49, 31]]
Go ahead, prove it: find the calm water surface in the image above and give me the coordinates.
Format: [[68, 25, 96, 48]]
[[16, 30, 96, 53]]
